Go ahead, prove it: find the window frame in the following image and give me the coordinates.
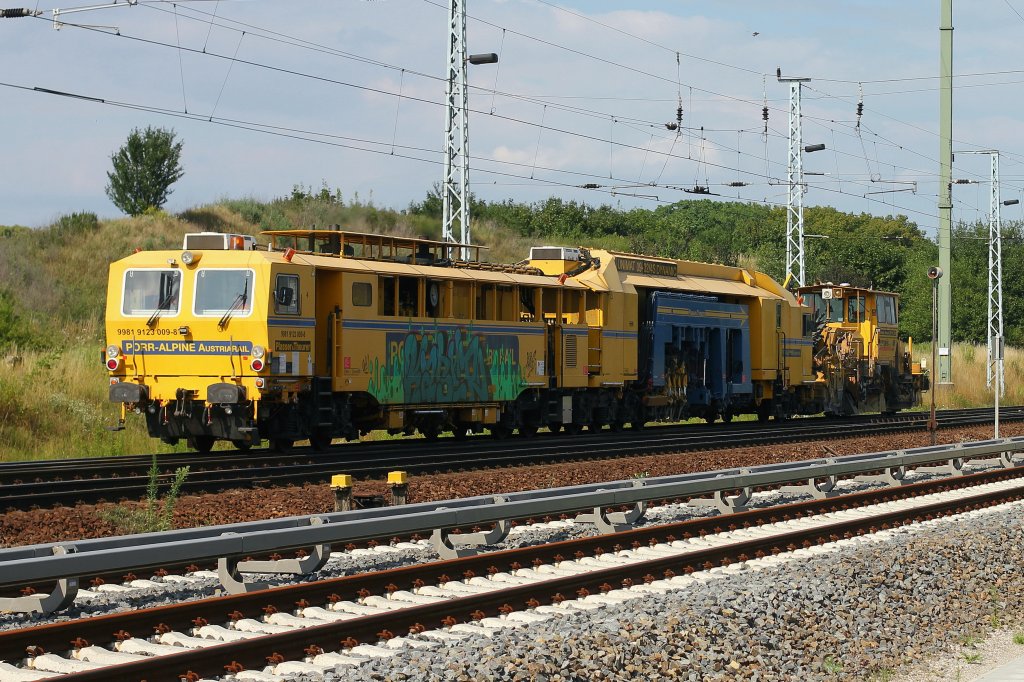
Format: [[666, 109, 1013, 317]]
[[273, 273, 301, 315], [847, 295, 865, 324], [121, 268, 182, 318], [192, 268, 256, 318], [876, 294, 897, 325], [378, 276, 397, 316], [352, 281, 373, 307]]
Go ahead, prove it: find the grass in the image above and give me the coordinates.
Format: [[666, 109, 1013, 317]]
[[1013, 632, 1024, 645], [823, 656, 843, 674], [916, 341, 1024, 409], [0, 332, 183, 460], [960, 633, 982, 648], [990, 585, 1002, 628]]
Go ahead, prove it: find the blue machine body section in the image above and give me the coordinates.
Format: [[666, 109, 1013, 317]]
[[642, 291, 752, 412]]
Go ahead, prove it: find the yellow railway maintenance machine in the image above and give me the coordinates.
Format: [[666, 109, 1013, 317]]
[[106, 229, 605, 450], [105, 230, 918, 452], [529, 247, 818, 423], [797, 283, 928, 415]]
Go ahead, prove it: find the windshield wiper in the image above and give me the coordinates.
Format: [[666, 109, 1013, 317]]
[[218, 290, 248, 330], [146, 287, 178, 328]]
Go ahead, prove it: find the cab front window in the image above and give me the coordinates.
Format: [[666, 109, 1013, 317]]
[[122, 269, 181, 316], [806, 292, 844, 322], [194, 269, 254, 316]]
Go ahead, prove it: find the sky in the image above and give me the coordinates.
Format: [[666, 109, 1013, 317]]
[[3, 0, 1024, 235]]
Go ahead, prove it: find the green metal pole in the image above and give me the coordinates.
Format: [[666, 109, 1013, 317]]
[[938, 0, 953, 385]]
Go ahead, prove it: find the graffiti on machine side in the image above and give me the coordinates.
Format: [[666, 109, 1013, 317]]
[[367, 327, 524, 404]]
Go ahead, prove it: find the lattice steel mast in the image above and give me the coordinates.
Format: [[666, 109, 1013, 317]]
[[955, 149, 1005, 395], [985, 151, 1005, 395], [780, 76, 810, 287], [442, 0, 471, 258]]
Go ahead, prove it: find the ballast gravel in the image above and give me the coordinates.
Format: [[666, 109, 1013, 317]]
[[231, 499, 1024, 682]]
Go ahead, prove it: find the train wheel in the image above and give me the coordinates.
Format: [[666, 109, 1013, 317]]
[[610, 421, 624, 432], [630, 420, 645, 432], [271, 438, 294, 453], [519, 424, 539, 438], [191, 435, 215, 453], [309, 432, 333, 451], [563, 423, 583, 436], [721, 412, 733, 424], [546, 424, 562, 436], [421, 426, 440, 441], [452, 426, 470, 441], [490, 424, 513, 439], [231, 439, 252, 451]]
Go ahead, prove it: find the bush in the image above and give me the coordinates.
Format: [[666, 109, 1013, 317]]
[[53, 212, 100, 239]]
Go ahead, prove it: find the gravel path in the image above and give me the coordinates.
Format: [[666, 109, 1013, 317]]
[[892, 627, 1024, 682]]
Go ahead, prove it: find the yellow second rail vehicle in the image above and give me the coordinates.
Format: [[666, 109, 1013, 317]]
[[104, 230, 927, 451], [798, 283, 928, 416]]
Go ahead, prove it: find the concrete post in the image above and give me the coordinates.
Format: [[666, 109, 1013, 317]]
[[331, 474, 352, 512], [388, 471, 408, 506]]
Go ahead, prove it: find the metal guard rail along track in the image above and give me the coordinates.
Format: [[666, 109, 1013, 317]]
[[3, 436, 1022, 614]]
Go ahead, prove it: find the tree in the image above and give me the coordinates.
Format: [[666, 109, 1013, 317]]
[[105, 126, 184, 216]]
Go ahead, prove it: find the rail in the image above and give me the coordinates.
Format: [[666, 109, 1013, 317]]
[[2, 436, 1022, 613]]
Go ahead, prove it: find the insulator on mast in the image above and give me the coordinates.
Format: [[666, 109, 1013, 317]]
[[761, 75, 769, 135], [856, 83, 864, 130]]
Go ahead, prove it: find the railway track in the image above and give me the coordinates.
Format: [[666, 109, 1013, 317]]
[[1, 407, 1018, 511], [2, 466, 1021, 681]]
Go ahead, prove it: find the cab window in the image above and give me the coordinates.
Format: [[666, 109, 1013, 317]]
[[378, 276, 396, 316], [810, 293, 844, 322], [122, 269, 181, 316], [352, 281, 372, 307], [274, 274, 300, 315], [194, 269, 254, 316], [398, 276, 420, 317], [877, 294, 897, 325], [847, 296, 865, 323], [802, 313, 815, 337], [826, 299, 844, 322]]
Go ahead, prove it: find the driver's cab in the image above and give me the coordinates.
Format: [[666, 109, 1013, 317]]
[[798, 283, 901, 367]]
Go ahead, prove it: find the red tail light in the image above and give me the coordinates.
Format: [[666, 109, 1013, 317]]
[[251, 358, 265, 372], [107, 358, 120, 371]]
